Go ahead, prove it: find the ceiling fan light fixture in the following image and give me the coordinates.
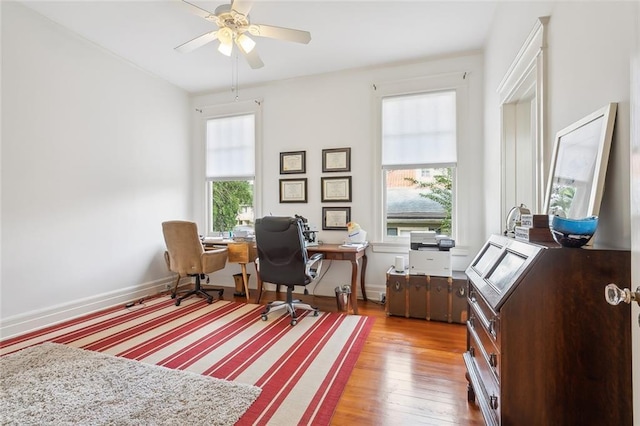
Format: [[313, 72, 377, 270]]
[[236, 33, 256, 53], [218, 40, 233, 56]]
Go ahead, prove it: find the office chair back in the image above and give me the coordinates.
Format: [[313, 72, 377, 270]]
[[255, 216, 309, 286], [162, 220, 205, 277]]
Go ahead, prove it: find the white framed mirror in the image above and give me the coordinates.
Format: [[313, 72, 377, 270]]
[[543, 103, 617, 219]]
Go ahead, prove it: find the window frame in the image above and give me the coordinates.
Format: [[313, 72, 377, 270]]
[[196, 99, 263, 236], [373, 73, 466, 245]]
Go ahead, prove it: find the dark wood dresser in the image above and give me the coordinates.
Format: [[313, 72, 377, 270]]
[[463, 235, 632, 425]]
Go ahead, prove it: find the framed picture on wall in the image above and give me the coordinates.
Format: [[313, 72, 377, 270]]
[[321, 176, 352, 202], [280, 151, 306, 174], [322, 207, 351, 230], [279, 178, 307, 203], [322, 148, 351, 173]]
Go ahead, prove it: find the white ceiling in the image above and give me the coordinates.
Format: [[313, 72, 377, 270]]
[[21, 0, 498, 94]]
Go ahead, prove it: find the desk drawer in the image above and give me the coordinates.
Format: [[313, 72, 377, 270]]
[[227, 243, 257, 264], [323, 252, 345, 260]]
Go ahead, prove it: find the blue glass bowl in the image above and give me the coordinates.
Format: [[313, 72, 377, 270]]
[[550, 216, 598, 248]]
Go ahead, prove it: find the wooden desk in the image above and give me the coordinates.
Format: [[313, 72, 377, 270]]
[[204, 240, 256, 302], [256, 243, 369, 315]]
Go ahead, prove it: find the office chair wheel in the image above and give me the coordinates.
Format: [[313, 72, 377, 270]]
[[313, 310, 319, 317], [170, 292, 176, 299], [261, 314, 268, 321], [291, 319, 297, 326], [218, 290, 224, 298], [175, 299, 181, 306], [207, 297, 213, 304]]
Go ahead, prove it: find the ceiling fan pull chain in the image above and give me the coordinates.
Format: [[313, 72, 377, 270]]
[[232, 52, 240, 101]]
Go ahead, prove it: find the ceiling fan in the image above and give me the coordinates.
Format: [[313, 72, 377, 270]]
[[175, 0, 311, 69]]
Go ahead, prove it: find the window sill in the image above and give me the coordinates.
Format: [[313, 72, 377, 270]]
[[371, 242, 469, 257], [370, 242, 409, 254]]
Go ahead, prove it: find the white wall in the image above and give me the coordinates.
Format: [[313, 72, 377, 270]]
[[1, 2, 192, 337], [484, 1, 637, 248], [192, 54, 486, 298], [3, 1, 635, 337]]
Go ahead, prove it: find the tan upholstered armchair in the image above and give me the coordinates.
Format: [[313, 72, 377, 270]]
[[162, 221, 228, 306]]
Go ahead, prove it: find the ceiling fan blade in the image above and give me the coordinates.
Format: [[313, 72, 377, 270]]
[[179, 0, 217, 22], [238, 44, 264, 69], [248, 24, 311, 44], [230, 0, 253, 17], [175, 30, 219, 53]]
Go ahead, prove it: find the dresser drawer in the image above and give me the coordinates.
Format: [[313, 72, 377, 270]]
[[468, 302, 501, 381], [467, 323, 501, 425], [468, 285, 500, 347]]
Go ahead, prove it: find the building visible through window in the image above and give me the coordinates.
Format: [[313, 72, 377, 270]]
[[381, 90, 456, 239], [385, 168, 452, 236]]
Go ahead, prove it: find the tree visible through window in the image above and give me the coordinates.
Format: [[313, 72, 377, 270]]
[[211, 181, 253, 232], [404, 168, 452, 235], [206, 113, 255, 234]]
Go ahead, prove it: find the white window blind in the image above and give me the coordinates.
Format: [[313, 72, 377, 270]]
[[206, 114, 255, 179], [382, 91, 457, 169]]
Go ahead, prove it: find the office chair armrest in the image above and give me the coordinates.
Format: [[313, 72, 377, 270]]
[[202, 248, 228, 273], [306, 253, 323, 279]]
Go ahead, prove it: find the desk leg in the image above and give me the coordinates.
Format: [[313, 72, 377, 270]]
[[255, 263, 263, 304], [350, 259, 359, 315], [240, 264, 250, 302], [360, 253, 368, 301]]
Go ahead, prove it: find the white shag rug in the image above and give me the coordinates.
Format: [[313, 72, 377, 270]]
[[0, 342, 261, 425]]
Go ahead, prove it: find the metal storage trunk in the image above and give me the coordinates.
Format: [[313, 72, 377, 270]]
[[385, 267, 467, 324]]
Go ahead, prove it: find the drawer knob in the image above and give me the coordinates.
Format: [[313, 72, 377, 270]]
[[489, 353, 498, 367], [489, 395, 499, 410], [488, 318, 496, 334]]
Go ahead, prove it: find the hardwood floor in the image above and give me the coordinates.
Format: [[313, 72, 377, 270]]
[[232, 289, 484, 425]]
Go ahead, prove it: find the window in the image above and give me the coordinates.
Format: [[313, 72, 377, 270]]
[[381, 90, 457, 239], [206, 113, 255, 234]]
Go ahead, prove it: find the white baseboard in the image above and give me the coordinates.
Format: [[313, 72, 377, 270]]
[[0, 276, 175, 340]]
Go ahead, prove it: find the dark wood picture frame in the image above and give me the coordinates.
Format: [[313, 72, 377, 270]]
[[279, 151, 306, 174], [322, 148, 351, 173], [321, 176, 352, 202], [279, 178, 307, 203], [322, 206, 351, 230]]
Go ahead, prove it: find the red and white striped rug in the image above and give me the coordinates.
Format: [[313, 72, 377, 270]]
[[1, 296, 374, 425]]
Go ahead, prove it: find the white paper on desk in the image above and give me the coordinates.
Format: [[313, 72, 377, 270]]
[[339, 242, 367, 250], [203, 237, 223, 244]]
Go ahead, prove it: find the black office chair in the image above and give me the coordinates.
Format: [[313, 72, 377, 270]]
[[255, 216, 323, 326]]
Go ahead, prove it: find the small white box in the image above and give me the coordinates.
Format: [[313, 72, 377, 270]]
[[409, 249, 452, 277]]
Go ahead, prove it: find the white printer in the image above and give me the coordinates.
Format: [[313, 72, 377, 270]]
[[408, 231, 452, 277]]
